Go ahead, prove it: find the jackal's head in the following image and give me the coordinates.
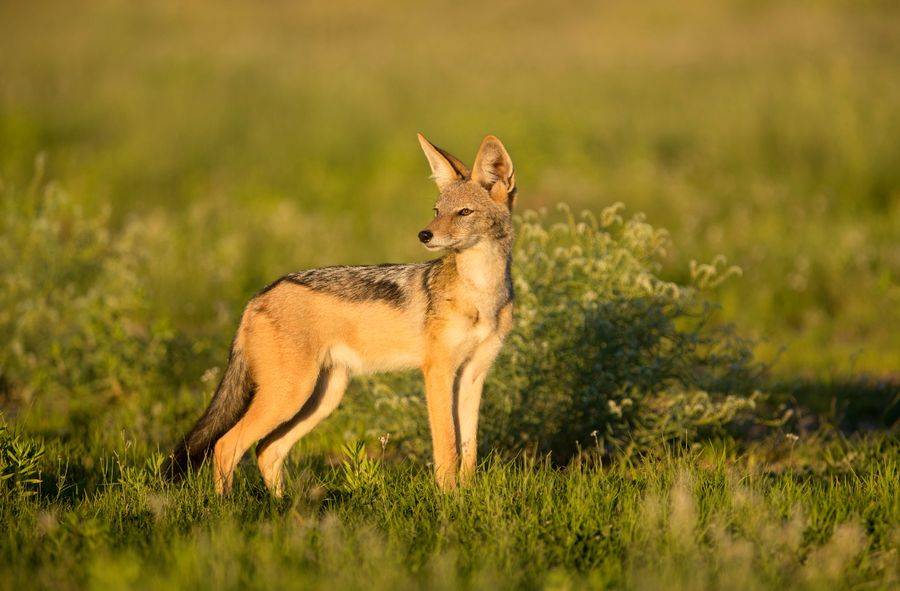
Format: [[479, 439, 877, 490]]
[[416, 134, 516, 252]]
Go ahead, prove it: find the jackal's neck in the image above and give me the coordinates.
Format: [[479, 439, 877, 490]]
[[449, 235, 513, 299]]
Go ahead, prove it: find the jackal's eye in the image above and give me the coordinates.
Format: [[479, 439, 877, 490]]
[[458, 208, 473, 216], [432, 208, 439, 218]]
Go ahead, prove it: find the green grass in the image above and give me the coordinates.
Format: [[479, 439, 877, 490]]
[[1, 430, 898, 591]]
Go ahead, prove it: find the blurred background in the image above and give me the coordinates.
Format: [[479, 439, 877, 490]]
[[1, 0, 898, 419]]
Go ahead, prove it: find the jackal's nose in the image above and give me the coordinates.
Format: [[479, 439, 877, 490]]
[[418, 230, 433, 244]]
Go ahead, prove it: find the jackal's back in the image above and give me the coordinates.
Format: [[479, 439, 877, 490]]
[[258, 261, 437, 310]]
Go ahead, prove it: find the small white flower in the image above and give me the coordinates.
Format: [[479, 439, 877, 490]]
[[607, 400, 622, 417], [201, 367, 220, 384]]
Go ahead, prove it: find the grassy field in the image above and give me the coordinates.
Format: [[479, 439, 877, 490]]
[[1, 0, 898, 589], [1, 432, 898, 591]]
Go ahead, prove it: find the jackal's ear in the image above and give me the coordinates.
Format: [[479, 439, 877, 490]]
[[472, 135, 516, 209], [418, 133, 470, 191]]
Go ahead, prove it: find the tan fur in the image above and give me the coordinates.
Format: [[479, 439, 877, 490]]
[[189, 134, 517, 495]]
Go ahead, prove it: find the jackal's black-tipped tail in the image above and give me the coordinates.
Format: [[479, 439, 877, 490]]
[[165, 344, 254, 480]]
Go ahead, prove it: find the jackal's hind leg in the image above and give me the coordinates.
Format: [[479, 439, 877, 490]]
[[213, 356, 321, 495], [256, 366, 349, 496]]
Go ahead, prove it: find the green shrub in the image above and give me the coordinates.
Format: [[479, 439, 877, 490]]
[[484, 204, 763, 458], [0, 160, 173, 414]]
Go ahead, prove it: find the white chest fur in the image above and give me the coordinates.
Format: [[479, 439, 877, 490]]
[[455, 241, 506, 295], [451, 241, 509, 343]]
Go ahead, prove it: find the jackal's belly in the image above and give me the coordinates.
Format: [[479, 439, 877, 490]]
[[325, 341, 422, 375], [321, 306, 425, 374]]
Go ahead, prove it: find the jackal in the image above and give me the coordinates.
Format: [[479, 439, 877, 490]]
[[167, 134, 516, 494]]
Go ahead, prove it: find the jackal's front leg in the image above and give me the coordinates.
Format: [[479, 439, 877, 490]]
[[458, 305, 513, 483], [423, 358, 460, 490], [457, 370, 486, 484], [457, 337, 506, 483]]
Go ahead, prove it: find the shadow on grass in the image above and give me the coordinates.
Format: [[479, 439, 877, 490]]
[[770, 375, 899, 434]]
